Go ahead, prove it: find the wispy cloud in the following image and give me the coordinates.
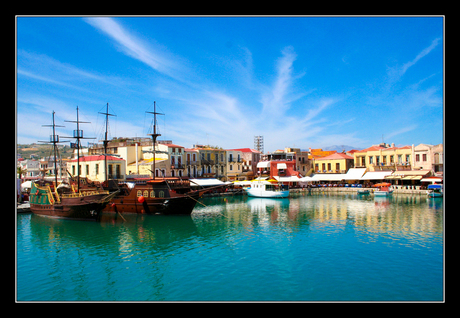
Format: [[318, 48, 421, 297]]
[[17, 50, 125, 90], [84, 17, 185, 82], [385, 125, 418, 140], [400, 37, 441, 75], [261, 46, 299, 118], [387, 37, 441, 81]]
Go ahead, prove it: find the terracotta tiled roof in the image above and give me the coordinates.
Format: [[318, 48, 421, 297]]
[[314, 152, 354, 160], [354, 146, 386, 153]]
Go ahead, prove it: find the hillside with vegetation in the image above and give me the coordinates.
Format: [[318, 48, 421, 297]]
[[17, 143, 75, 160]]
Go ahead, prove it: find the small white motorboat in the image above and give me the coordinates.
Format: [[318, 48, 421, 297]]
[[245, 180, 290, 198], [373, 183, 394, 197]]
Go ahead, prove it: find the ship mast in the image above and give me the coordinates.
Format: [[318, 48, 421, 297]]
[[39, 111, 66, 187], [98, 103, 116, 183], [146, 101, 164, 180], [63, 106, 95, 191]]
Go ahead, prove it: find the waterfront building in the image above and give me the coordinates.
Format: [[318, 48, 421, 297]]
[[185, 148, 200, 178], [160, 143, 186, 178], [225, 149, 244, 181], [308, 148, 337, 159], [256, 160, 300, 181], [18, 159, 40, 179], [353, 143, 414, 172], [88, 137, 151, 176], [414, 143, 443, 176], [314, 152, 354, 174], [38, 157, 68, 179], [262, 147, 311, 176], [67, 155, 126, 182], [191, 145, 227, 180], [229, 148, 262, 180], [126, 157, 169, 178]]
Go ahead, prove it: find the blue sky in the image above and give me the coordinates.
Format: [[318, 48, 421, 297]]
[[16, 16, 443, 151]]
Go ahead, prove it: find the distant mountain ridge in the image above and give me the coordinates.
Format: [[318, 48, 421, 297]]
[[322, 145, 360, 152]]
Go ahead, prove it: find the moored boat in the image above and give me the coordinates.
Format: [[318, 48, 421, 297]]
[[100, 102, 223, 215], [103, 178, 209, 215], [29, 110, 117, 220], [245, 179, 290, 198], [427, 184, 443, 198], [30, 181, 117, 220], [373, 182, 394, 197]]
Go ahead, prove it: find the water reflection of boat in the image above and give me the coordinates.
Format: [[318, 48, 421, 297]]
[[374, 196, 391, 210], [246, 197, 290, 211]]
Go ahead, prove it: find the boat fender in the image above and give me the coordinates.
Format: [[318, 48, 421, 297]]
[[138, 196, 145, 203]]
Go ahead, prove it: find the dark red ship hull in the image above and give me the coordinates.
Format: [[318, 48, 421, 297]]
[[104, 190, 203, 215], [102, 178, 208, 215], [29, 182, 118, 221], [30, 199, 108, 220]]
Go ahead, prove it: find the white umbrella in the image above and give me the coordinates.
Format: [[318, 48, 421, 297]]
[[21, 181, 32, 190]]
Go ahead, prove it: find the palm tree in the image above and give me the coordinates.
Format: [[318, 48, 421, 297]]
[[17, 166, 27, 180]]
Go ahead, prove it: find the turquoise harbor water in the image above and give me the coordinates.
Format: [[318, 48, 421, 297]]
[[17, 193, 443, 301]]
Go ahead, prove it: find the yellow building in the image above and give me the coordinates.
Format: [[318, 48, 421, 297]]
[[67, 155, 126, 182], [126, 157, 168, 177], [314, 152, 354, 174], [354, 145, 414, 171]]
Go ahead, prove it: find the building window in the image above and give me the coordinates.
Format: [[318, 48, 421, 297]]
[[336, 163, 340, 171], [95, 164, 99, 175], [369, 156, 373, 164], [416, 154, 420, 162], [423, 154, 427, 162]]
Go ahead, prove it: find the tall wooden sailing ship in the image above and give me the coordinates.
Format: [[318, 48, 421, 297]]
[[29, 109, 118, 220], [102, 102, 214, 215]]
